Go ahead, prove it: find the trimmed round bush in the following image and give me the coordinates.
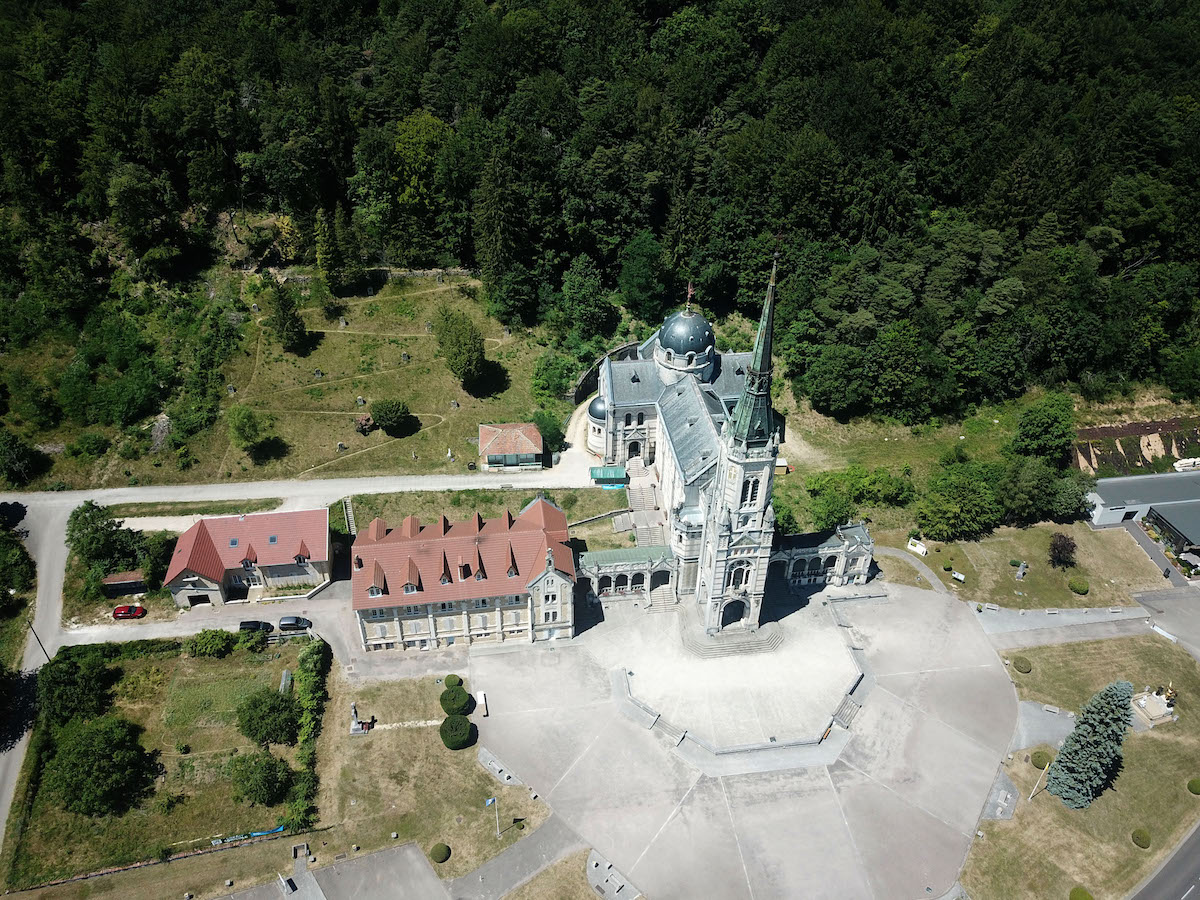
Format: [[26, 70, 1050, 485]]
[[440, 715, 472, 750], [430, 842, 451, 864], [1012, 656, 1032, 674], [1031, 750, 1052, 771], [943, 563, 953, 572], [1069, 888, 1094, 900], [1131, 828, 1151, 849], [1009, 559, 1020, 567], [440, 685, 470, 716], [1068, 577, 1090, 596], [1188, 778, 1200, 795], [444, 673, 463, 688]]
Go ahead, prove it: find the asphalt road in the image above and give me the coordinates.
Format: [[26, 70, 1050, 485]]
[[1132, 817, 1200, 900]]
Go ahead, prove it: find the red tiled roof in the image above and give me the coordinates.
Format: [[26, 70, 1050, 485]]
[[165, 509, 329, 585], [478, 423, 544, 457], [102, 570, 144, 585], [351, 498, 574, 610]]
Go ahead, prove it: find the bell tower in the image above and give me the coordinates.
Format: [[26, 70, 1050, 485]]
[[696, 260, 780, 635]]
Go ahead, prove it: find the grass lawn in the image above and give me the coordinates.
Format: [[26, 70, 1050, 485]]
[[0, 591, 33, 669], [962, 635, 1200, 900], [874, 522, 1162, 608], [6, 644, 305, 889], [871, 554, 929, 589], [106, 498, 282, 518], [344, 488, 631, 552], [316, 669, 548, 879], [505, 849, 593, 900]]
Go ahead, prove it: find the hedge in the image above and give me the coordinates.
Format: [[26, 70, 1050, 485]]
[[1131, 828, 1151, 849], [430, 843, 451, 863], [185, 629, 235, 658], [1068, 577, 1089, 596], [1188, 778, 1200, 795], [281, 638, 331, 831], [1069, 889, 1094, 900], [1012, 656, 1032, 674], [444, 673, 462, 688], [440, 715, 472, 750], [440, 685, 470, 716], [1031, 750, 1052, 771]]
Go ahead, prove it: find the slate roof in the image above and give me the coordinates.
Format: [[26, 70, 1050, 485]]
[[1151, 502, 1200, 545], [1094, 473, 1200, 507], [478, 422, 544, 456], [165, 509, 330, 584], [603, 356, 663, 406], [350, 498, 575, 610], [658, 378, 721, 484]]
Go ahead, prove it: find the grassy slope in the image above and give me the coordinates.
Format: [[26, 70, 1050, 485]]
[[106, 498, 282, 518], [505, 849, 594, 900], [962, 636, 1200, 900]]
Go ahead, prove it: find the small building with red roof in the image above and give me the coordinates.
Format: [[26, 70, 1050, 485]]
[[352, 497, 574, 651], [165, 509, 330, 607], [478, 423, 544, 471]]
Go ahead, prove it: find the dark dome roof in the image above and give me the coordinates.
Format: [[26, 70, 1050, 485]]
[[659, 310, 714, 356], [587, 395, 607, 420]]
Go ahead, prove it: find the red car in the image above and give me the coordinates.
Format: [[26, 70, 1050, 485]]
[[112, 605, 146, 620]]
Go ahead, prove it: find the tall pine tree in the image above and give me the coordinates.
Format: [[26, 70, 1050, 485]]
[[313, 209, 343, 290], [1047, 680, 1133, 809], [334, 204, 363, 289]]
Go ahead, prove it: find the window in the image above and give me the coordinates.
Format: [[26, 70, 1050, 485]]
[[295, 555, 306, 566], [475, 598, 490, 608], [268, 535, 277, 544], [440, 573, 450, 585], [686, 352, 695, 365], [229, 538, 238, 548], [508, 566, 518, 577], [402, 605, 418, 616], [243, 559, 254, 571], [354, 556, 363, 570], [404, 583, 417, 594], [543, 610, 559, 623], [507, 596, 523, 605], [545, 593, 557, 605], [369, 607, 386, 619], [625, 413, 632, 426], [637, 412, 644, 425], [368, 586, 382, 598], [749, 480, 760, 505], [665, 350, 674, 362], [478, 614, 488, 628], [439, 602, 454, 612]]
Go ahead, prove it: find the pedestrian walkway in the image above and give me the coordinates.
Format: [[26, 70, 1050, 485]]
[[873, 545, 949, 594], [1122, 520, 1188, 586], [975, 603, 1149, 635], [447, 814, 587, 900]]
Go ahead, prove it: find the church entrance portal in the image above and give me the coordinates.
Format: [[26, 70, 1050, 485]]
[[720, 600, 746, 629], [628, 441, 641, 458]]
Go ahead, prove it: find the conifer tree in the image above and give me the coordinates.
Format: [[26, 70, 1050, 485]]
[[1047, 680, 1133, 809], [313, 208, 342, 289], [334, 204, 363, 289]]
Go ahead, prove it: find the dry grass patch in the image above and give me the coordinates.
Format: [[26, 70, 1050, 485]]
[[316, 669, 547, 879], [504, 849, 594, 900], [962, 636, 1200, 900], [106, 498, 282, 518], [871, 554, 929, 589]]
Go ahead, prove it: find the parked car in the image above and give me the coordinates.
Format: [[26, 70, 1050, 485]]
[[278, 616, 311, 632], [239, 620, 273, 633], [112, 605, 146, 620]]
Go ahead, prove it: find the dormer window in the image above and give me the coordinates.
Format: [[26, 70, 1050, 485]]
[[229, 538, 238, 548], [368, 586, 382, 598], [354, 556, 363, 570], [404, 583, 417, 594], [508, 566, 518, 577], [268, 535, 278, 544], [242, 559, 254, 570], [475, 571, 484, 581], [295, 555, 307, 566], [440, 573, 450, 585]]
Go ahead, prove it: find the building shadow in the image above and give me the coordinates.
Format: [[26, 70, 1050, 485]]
[[573, 582, 605, 637], [758, 576, 820, 626]]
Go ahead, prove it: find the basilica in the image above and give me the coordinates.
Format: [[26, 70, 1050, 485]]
[[581, 264, 874, 636]]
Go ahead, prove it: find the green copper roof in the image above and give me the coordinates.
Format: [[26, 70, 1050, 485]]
[[728, 261, 777, 447]]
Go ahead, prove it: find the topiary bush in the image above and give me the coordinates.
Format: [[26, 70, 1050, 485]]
[[1012, 656, 1032, 674], [1188, 778, 1200, 795], [440, 715, 472, 750], [430, 842, 451, 863], [1069, 888, 1094, 900], [1068, 577, 1089, 595], [1031, 750, 1053, 770], [444, 673, 462, 688], [1131, 828, 1151, 849], [439, 685, 470, 716]]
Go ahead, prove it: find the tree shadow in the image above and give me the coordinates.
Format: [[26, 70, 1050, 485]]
[[291, 330, 325, 358], [465, 360, 509, 398], [379, 415, 420, 438], [0, 669, 36, 752], [0, 502, 27, 529], [249, 437, 291, 465]]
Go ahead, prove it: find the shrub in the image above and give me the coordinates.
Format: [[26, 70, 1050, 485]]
[[371, 398, 412, 436], [175, 741, 191, 755], [430, 843, 451, 864], [1068, 577, 1089, 595], [1031, 750, 1052, 770], [440, 685, 470, 716], [1012, 656, 1032, 674], [1049, 532, 1078, 569], [444, 674, 462, 688], [1131, 828, 1151, 849], [236, 687, 300, 746], [1009, 559, 1020, 567], [1188, 778, 1200, 795], [43, 716, 154, 816], [1069, 889, 1094, 900], [229, 751, 292, 806], [65, 432, 111, 459], [185, 628, 235, 658], [440, 715, 472, 750], [236, 628, 269, 652], [942, 563, 953, 572]]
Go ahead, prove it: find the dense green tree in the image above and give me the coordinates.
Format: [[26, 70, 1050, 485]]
[[314, 209, 341, 287], [371, 399, 411, 436], [531, 409, 564, 453], [227, 405, 267, 449], [0, 526, 35, 594], [229, 750, 293, 806], [618, 231, 669, 323], [236, 687, 300, 746], [0, 430, 42, 486], [433, 306, 486, 388], [810, 492, 857, 532], [531, 352, 576, 403], [36, 653, 114, 724], [266, 283, 309, 354], [1047, 681, 1133, 809], [66, 502, 139, 570], [1010, 393, 1077, 467], [43, 716, 153, 816]]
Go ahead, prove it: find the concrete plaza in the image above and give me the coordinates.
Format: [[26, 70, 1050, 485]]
[[468, 581, 1017, 900]]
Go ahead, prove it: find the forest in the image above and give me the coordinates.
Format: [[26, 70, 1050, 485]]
[[1, 0, 1198, 483]]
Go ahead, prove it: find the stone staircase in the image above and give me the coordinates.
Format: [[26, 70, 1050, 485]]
[[832, 695, 861, 728], [645, 584, 677, 613], [681, 620, 784, 658], [635, 524, 667, 546], [627, 479, 656, 510]]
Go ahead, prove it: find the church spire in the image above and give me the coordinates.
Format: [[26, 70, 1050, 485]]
[[728, 259, 777, 447]]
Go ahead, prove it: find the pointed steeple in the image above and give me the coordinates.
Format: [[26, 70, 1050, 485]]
[[728, 259, 778, 447]]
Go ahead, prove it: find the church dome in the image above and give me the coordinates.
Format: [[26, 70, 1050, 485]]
[[587, 395, 607, 421], [659, 310, 714, 356]]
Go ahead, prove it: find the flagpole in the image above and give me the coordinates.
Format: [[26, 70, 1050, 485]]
[[495, 798, 500, 838]]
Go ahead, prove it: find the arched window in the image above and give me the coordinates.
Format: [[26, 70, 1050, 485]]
[[749, 480, 760, 505], [726, 564, 751, 590], [665, 350, 674, 362], [624, 413, 632, 426], [637, 412, 644, 425], [740, 478, 759, 507], [686, 352, 695, 365], [740, 480, 750, 506]]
